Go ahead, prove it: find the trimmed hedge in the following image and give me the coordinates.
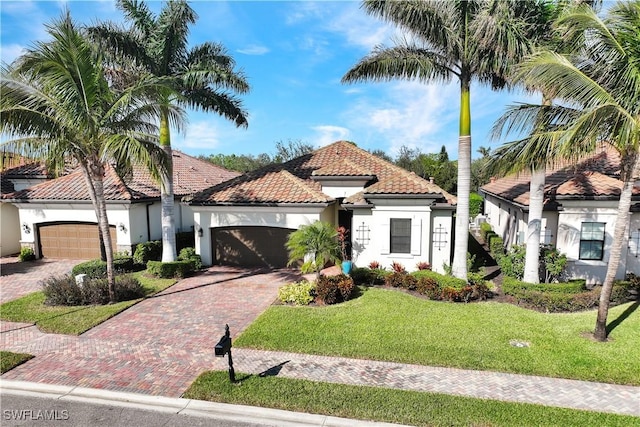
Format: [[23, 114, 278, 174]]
[[178, 247, 202, 270], [316, 274, 354, 305], [502, 276, 638, 312], [71, 257, 134, 279], [42, 274, 144, 306], [147, 260, 194, 278], [133, 240, 162, 265], [351, 267, 388, 286], [412, 270, 467, 289]]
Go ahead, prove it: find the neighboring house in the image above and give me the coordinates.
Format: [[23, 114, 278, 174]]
[[480, 146, 640, 284], [0, 158, 51, 256], [1, 152, 239, 260], [188, 140, 457, 273]]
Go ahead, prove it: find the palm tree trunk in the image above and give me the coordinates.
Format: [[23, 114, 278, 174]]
[[83, 159, 117, 303], [523, 167, 545, 283], [594, 153, 639, 341], [452, 77, 471, 281], [160, 108, 177, 262]]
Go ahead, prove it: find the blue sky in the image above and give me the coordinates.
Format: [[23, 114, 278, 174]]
[[1, 0, 535, 160]]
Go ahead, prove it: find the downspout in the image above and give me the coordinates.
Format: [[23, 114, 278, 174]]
[[146, 202, 154, 241]]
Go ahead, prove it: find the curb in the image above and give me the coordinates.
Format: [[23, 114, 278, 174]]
[[0, 380, 407, 427]]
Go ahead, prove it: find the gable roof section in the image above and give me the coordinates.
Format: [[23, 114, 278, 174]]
[[2, 151, 239, 203], [191, 140, 455, 205], [481, 147, 639, 206]]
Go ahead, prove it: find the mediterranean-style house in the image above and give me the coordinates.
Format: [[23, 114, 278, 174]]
[[1, 151, 239, 259], [188, 140, 457, 273], [480, 146, 640, 284]]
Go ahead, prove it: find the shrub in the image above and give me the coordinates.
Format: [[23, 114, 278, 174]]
[[315, 274, 354, 305], [278, 281, 315, 305], [488, 235, 505, 259], [416, 261, 431, 271], [391, 261, 406, 273], [368, 261, 382, 269], [147, 260, 194, 278], [542, 246, 568, 283], [351, 267, 375, 286], [384, 272, 405, 288], [42, 274, 144, 306], [71, 257, 134, 279], [18, 247, 36, 262], [416, 277, 440, 300], [469, 192, 483, 219], [133, 240, 162, 265], [479, 222, 492, 240], [498, 244, 525, 280], [178, 247, 202, 270]]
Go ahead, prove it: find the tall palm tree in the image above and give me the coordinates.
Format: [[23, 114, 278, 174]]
[[491, 1, 600, 285], [342, 0, 546, 280], [89, 0, 250, 262], [1, 11, 171, 302], [498, 1, 640, 341]]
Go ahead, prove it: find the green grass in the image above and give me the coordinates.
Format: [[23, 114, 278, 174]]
[[1, 351, 34, 373], [184, 371, 640, 427], [236, 287, 640, 385], [0, 272, 176, 335]]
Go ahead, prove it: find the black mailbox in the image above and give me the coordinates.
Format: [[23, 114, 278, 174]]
[[215, 335, 231, 356], [214, 324, 235, 382]]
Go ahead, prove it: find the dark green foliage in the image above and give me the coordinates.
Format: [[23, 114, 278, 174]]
[[497, 244, 525, 279], [412, 270, 467, 289], [147, 260, 194, 278], [488, 234, 505, 258], [502, 277, 636, 312], [469, 192, 483, 219], [133, 240, 162, 265], [71, 257, 134, 279], [178, 247, 202, 270], [18, 247, 36, 262], [315, 274, 355, 305], [42, 274, 144, 306]]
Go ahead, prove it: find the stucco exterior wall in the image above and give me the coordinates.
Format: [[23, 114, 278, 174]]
[[1, 203, 21, 256]]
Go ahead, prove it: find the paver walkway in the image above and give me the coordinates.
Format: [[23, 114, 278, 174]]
[[1, 265, 639, 417], [1, 267, 300, 395], [0, 257, 79, 303]]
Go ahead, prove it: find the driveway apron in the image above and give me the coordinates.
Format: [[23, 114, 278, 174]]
[[1, 267, 299, 396], [1, 257, 79, 303]]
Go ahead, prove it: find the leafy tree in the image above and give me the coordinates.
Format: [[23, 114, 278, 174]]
[[286, 221, 341, 281], [370, 149, 393, 162], [1, 12, 170, 302], [273, 139, 315, 163], [342, 0, 545, 280], [500, 1, 640, 341], [89, 0, 249, 262]]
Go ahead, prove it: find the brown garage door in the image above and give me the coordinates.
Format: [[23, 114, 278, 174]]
[[213, 226, 294, 268], [39, 223, 116, 259]]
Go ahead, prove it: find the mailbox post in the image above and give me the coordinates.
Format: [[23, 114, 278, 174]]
[[214, 324, 235, 382]]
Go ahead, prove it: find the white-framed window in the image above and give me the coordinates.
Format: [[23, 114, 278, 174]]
[[579, 222, 605, 260], [390, 218, 411, 254]]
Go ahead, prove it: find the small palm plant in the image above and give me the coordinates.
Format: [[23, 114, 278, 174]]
[[286, 221, 340, 281]]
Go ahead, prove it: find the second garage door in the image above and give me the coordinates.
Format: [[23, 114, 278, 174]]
[[39, 222, 116, 260], [213, 226, 294, 268]]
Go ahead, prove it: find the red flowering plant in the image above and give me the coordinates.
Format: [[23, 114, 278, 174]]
[[337, 226, 350, 261]]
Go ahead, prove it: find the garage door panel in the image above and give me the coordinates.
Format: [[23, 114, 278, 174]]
[[39, 223, 116, 260], [213, 227, 293, 268]]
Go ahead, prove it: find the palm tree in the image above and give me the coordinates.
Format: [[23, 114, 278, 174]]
[[498, 1, 640, 341], [286, 221, 341, 282], [342, 0, 546, 280], [1, 11, 171, 302], [89, 0, 250, 262]]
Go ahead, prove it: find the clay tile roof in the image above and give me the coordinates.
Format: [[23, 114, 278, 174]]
[[191, 140, 455, 205], [0, 161, 49, 179], [481, 146, 639, 205], [2, 151, 239, 202]]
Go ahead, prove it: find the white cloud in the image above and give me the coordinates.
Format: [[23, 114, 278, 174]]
[[285, 2, 325, 25], [237, 44, 269, 55], [325, 4, 396, 50], [343, 80, 459, 156], [179, 121, 221, 150], [311, 125, 351, 147], [0, 44, 27, 65]]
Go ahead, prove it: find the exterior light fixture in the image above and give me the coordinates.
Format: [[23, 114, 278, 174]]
[[22, 223, 31, 234], [197, 227, 203, 237]]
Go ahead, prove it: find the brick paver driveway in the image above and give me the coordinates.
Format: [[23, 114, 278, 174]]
[[1, 257, 80, 303], [1, 267, 300, 396]]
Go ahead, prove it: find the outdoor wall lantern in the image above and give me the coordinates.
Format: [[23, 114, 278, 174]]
[[118, 223, 127, 233], [214, 324, 236, 382], [22, 223, 31, 234], [197, 227, 203, 237]]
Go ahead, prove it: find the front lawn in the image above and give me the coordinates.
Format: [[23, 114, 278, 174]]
[[0, 272, 176, 335], [0, 351, 34, 373], [184, 371, 639, 427], [236, 287, 640, 385]]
